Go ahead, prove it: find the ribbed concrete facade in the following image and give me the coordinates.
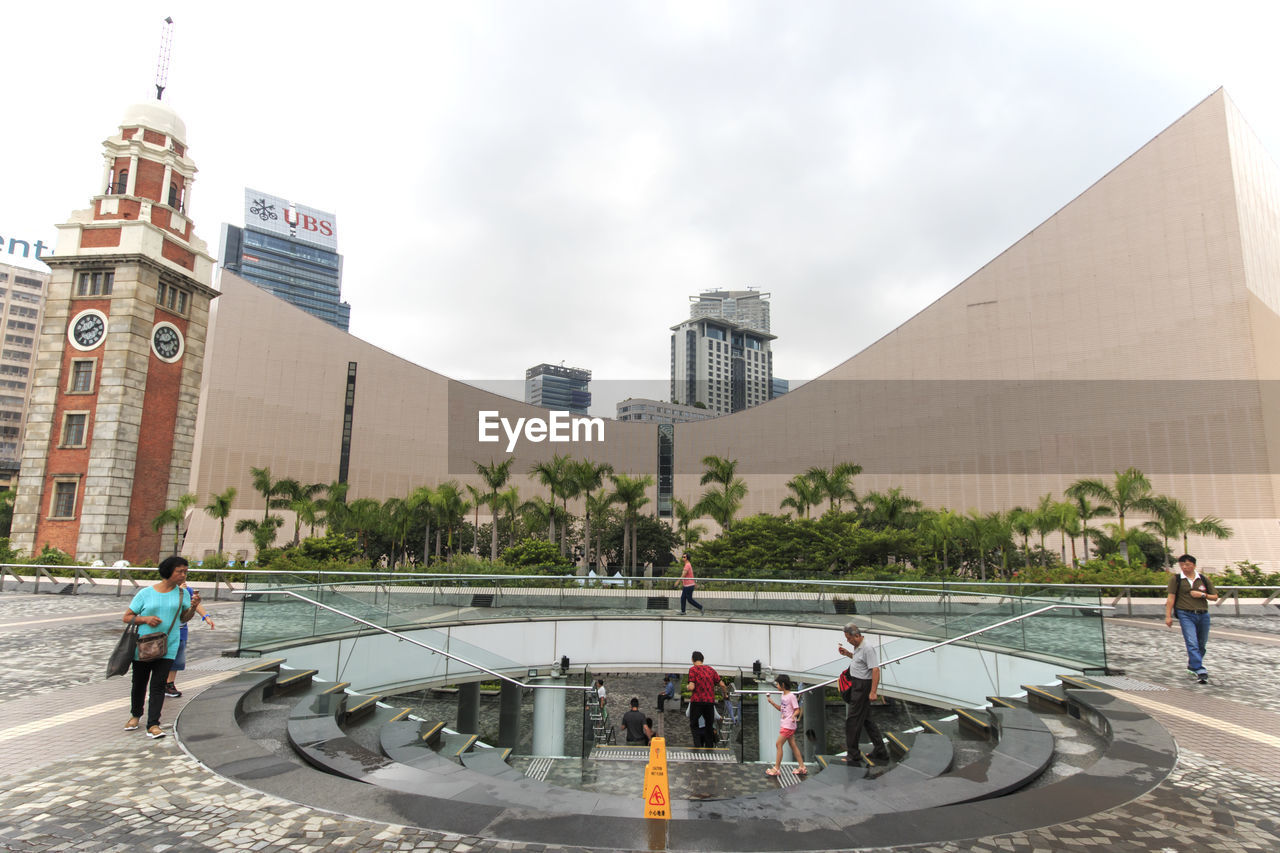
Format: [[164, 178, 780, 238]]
[[183, 89, 1280, 568]]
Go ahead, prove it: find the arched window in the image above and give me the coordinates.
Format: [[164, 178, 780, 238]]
[[114, 170, 129, 195], [168, 182, 178, 208]]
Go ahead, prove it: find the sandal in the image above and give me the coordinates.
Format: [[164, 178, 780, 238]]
[[765, 767, 780, 776], [795, 767, 809, 776]]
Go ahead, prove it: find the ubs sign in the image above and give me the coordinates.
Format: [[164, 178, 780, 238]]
[[243, 188, 338, 251]]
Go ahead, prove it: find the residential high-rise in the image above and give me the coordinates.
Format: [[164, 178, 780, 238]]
[[0, 262, 48, 489], [219, 188, 349, 330], [525, 363, 591, 415], [11, 98, 217, 562], [669, 317, 775, 415], [689, 289, 771, 333]]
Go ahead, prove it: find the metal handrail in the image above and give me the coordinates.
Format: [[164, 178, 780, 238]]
[[739, 602, 1113, 697], [236, 588, 594, 694]]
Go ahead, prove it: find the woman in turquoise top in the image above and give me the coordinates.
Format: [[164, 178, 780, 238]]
[[122, 556, 198, 738]]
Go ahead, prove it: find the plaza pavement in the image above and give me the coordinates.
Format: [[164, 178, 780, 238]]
[[0, 587, 1278, 852]]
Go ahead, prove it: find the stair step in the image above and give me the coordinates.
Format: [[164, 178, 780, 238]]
[[647, 597, 669, 609], [271, 668, 319, 696], [470, 594, 494, 607], [953, 707, 994, 739], [1022, 683, 1070, 712]]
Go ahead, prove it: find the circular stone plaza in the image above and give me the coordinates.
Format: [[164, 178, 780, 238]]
[[0, 574, 1278, 853]]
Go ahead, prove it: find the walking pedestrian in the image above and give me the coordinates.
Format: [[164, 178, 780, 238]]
[[687, 651, 720, 748], [678, 553, 705, 615], [765, 674, 808, 777], [838, 621, 881, 765], [164, 581, 215, 698], [1165, 554, 1218, 684], [122, 556, 198, 739]]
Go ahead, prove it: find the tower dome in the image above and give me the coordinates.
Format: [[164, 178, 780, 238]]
[[119, 101, 188, 147]]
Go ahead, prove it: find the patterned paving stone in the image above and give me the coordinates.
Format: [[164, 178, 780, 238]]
[[0, 589, 1278, 851]]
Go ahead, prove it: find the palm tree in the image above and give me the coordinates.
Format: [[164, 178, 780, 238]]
[[496, 486, 522, 550], [530, 454, 573, 552], [609, 473, 653, 575], [672, 498, 706, 552], [464, 484, 485, 553], [409, 485, 437, 562], [924, 509, 963, 575], [475, 459, 513, 560], [695, 455, 747, 531], [204, 487, 237, 556], [344, 498, 383, 558], [780, 474, 823, 519], [520, 496, 556, 542], [1032, 493, 1058, 565], [1064, 490, 1111, 562], [234, 515, 284, 558], [587, 491, 616, 569], [431, 482, 469, 555], [1055, 500, 1081, 566], [250, 466, 279, 524], [805, 462, 862, 514], [862, 487, 923, 530], [1185, 515, 1233, 555], [318, 481, 350, 534], [1146, 497, 1233, 563], [1067, 468, 1160, 561], [275, 480, 325, 545], [1008, 507, 1035, 570], [151, 493, 197, 556], [572, 460, 614, 572]]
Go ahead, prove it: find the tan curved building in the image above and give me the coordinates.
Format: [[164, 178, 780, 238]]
[[181, 88, 1280, 569]]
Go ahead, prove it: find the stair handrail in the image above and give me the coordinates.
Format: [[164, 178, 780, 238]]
[[236, 588, 595, 694], [738, 601, 1112, 697]]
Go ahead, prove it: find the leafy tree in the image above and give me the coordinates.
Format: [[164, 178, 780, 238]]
[[297, 531, 362, 564], [600, 514, 679, 572], [501, 537, 572, 568], [474, 459, 513, 560], [0, 489, 14, 538], [204, 487, 237, 556], [151, 492, 197, 556], [695, 455, 747, 530]]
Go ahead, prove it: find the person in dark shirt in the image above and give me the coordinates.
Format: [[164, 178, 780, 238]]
[[687, 651, 721, 748], [1165, 554, 1219, 684], [621, 697, 648, 743]]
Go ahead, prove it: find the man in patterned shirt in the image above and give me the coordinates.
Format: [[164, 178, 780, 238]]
[[687, 650, 721, 748]]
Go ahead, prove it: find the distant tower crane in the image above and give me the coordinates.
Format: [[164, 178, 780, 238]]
[[155, 16, 174, 100]]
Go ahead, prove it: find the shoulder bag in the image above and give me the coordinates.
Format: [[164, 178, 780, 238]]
[[106, 623, 139, 678], [136, 590, 182, 662]]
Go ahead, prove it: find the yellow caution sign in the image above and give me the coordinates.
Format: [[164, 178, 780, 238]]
[[643, 736, 671, 820]]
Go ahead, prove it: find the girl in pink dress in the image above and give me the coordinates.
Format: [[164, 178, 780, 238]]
[[765, 673, 808, 776]]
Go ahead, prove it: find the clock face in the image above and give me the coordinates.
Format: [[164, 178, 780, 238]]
[[151, 323, 184, 363], [69, 310, 107, 351]]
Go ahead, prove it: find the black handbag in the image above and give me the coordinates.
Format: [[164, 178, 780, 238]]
[[106, 624, 139, 678]]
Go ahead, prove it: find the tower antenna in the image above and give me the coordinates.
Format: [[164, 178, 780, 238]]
[[155, 16, 174, 101]]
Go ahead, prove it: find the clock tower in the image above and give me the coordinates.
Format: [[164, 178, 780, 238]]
[[11, 99, 217, 563]]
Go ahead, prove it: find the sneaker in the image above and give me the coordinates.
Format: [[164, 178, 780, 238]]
[[124, 717, 140, 732], [164, 685, 182, 698], [1198, 673, 1209, 684], [146, 725, 166, 739]]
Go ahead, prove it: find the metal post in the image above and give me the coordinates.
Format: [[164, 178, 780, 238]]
[[532, 676, 567, 757], [457, 681, 481, 734], [802, 682, 826, 762], [757, 689, 779, 764], [498, 680, 523, 748]]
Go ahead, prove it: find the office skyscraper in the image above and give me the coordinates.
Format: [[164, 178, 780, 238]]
[[0, 261, 47, 488], [525, 363, 591, 415], [219, 188, 350, 330]]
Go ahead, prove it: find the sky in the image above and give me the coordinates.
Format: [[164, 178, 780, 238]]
[[5, 1, 1280, 416]]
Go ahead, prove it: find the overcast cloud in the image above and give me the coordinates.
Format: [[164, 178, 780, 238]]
[[4, 1, 1280, 415]]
